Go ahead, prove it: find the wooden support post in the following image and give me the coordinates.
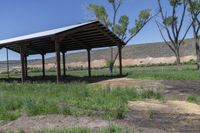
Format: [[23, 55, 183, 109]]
[[25, 55, 28, 78], [62, 51, 66, 76], [42, 54, 45, 77], [55, 40, 61, 83], [6, 48, 10, 79], [87, 49, 91, 77], [118, 45, 122, 76], [20, 46, 25, 83]]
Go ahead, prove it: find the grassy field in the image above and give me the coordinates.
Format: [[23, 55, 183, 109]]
[[0, 82, 162, 122], [1, 64, 199, 80], [126, 64, 200, 80], [0, 64, 199, 132]]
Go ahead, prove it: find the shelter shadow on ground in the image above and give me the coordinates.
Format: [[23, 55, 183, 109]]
[[0, 74, 128, 84]]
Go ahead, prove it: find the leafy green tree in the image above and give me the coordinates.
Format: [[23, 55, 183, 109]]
[[156, 0, 192, 67], [188, 0, 200, 70], [87, 0, 153, 75], [86, 4, 111, 27]]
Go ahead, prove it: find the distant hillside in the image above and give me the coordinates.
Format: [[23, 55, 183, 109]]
[[0, 38, 197, 69], [36, 38, 196, 64], [0, 59, 40, 68]]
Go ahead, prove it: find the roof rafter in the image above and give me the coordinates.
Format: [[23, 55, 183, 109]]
[[0, 21, 125, 55]]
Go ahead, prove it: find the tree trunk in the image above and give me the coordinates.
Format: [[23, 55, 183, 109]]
[[192, 24, 200, 70], [109, 64, 113, 75], [176, 54, 181, 65], [195, 39, 200, 70], [175, 48, 181, 70], [110, 9, 117, 76], [109, 47, 114, 75]]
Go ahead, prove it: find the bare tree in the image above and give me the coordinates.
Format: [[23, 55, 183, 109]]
[[111, 10, 155, 70], [87, 0, 153, 75], [108, 0, 122, 75], [188, 0, 200, 70], [156, 0, 192, 67]]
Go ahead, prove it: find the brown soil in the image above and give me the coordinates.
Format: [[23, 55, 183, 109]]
[[93, 78, 200, 101], [122, 103, 200, 133], [0, 115, 110, 132], [128, 100, 200, 115], [94, 78, 200, 132]]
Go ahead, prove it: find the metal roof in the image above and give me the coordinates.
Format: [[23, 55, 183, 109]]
[[0, 21, 95, 45], [0, 21, 125, 55]]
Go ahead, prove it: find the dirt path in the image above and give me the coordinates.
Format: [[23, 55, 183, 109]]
[[93, 78, 200, 101], [123, 100, 200, 133], [0, 115, 110, 132]]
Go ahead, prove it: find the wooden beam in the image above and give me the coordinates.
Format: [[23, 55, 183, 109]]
[[42, 54, 45, 77], [20, 46, 25, 83], [75, 40, 112, 44], [55, 40, 61, 83], [94, 25, 122, 45], [26, 42, 46, 54], [67, 36, 90, 49], [57, 24, 96, 42], [62, 51, 66, 76], [6, 48, 10, 79], [72, 36, 109, 41], [25, 55, 28, 78], [87, 49, 91, 77], [72, 31, 102, 37], [5, 46, 20, 55], [118, 45, 122, 76]]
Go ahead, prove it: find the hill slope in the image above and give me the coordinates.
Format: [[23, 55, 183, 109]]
[[31, 38, 195, 64], [0, 38, 197, 69]]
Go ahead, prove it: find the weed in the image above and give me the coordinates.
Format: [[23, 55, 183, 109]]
[[148, 110, 155, 119], [187, 96, 199, 103]]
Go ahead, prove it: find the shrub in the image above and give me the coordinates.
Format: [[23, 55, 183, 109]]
[[187, 96, 199, 103]]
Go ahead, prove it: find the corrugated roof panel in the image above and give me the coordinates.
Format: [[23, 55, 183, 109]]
[[0, 21, 96, 45]]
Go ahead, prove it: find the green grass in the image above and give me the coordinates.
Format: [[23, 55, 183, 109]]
[[59, 64, 200, 80], [126, 65, 200, 80], [0, 82, 162, 122], [187, 95, 199, 103], [1, 64, 200, 80]]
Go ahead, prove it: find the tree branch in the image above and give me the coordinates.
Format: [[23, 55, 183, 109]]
[[156, 20, 177, 54], [172, 2, 177, 39], [177, 0, 187, 35], [179, 23, 193, 45], [125, 12, 157, 44], [157, 0, 175, 44]]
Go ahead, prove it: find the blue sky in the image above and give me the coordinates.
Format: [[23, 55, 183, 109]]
[[0, 0, 193, 61]]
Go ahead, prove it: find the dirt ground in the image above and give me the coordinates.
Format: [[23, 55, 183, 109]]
[[0, 115, 111, 132], [94, 78, 200, 101], [0, 78, 200, 133], [123, 100, 200, 133]]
